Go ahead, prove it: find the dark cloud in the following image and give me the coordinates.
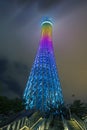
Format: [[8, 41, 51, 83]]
[[0, 0, 62, 12], [14, 62, 28, 74], [38, 0, 62, 11], [0, 78, 22, 97], [5, 78, 22, 96], [8, 0, 62, 7], [16, 0, 35, 5], [0, 59, 29, 97], [4, 0, 87, 12], [0, 59, 8, 75]]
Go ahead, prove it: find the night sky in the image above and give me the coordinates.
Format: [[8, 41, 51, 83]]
[[0, 0, 87, 104]]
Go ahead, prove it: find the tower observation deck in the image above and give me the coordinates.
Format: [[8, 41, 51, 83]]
[[23, 18, 64, 113]]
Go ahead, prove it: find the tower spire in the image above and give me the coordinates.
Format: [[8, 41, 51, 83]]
[[41, 19, 52, 40]]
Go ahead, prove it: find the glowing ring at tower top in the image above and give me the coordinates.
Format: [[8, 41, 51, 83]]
[[41, 20, 53, 26]]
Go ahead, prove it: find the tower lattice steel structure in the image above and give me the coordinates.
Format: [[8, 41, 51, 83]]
[[23, 19, 64, 112]]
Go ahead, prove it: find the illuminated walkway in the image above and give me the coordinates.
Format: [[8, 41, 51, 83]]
[[67, 119, 83, 130], [0, 112, 86, 130]]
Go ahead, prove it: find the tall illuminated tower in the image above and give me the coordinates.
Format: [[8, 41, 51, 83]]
[[23, 18, 64, 112]]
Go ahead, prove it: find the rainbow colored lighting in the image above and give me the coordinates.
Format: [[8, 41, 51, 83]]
[[23, 19, 64, 112]]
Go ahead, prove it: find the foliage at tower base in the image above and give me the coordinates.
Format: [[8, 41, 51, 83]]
[[0, 96, 25, 115], [70, 100, 87, 118]]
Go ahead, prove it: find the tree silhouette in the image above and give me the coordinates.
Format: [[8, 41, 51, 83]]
[[70, 100, 87, 118], [0, 96, 25, 115]]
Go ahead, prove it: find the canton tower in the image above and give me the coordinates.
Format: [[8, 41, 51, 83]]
[[23, 18, 64, 112]]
